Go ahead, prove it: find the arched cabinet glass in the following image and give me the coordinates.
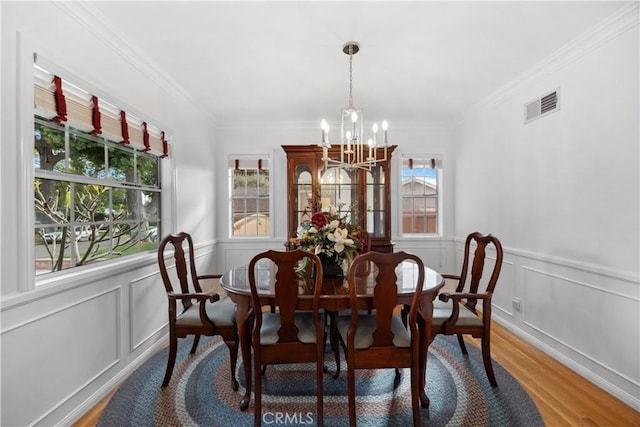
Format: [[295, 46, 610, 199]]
[[283, 145, 395, 252], [294, 166, 313, 226], [366, 164, 386, 237], [320, 167, 357, 225]]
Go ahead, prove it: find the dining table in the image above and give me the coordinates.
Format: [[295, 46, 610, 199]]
[[220, 259, 445, 411]]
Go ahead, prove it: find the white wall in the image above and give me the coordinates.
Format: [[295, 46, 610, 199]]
[[454, 7, 639, 408], [1, 2, 217, 425]]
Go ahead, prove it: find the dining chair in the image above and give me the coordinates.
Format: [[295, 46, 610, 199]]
[[248, 249, 325, 427], [336, 251, 425, 427], [431, 232, 504, 387], [157, 232, 239, 390]]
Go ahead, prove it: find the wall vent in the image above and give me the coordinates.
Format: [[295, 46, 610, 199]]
[[525, 88, 560, 123]]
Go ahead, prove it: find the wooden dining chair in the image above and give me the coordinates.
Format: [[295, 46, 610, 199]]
[[248, 249, 325, 427], [157, 232, 239, 391], [336, 251, 425, 427], [431, 232, 504, 387]]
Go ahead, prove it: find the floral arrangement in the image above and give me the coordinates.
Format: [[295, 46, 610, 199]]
[[288, 207, 365, 274]]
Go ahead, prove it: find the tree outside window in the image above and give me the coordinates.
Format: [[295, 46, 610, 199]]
[[34, 119, 161, 276]]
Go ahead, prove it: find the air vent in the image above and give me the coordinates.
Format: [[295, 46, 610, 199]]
[[525, 88, 560, 123]]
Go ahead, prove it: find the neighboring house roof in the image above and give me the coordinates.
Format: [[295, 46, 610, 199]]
[[402, 176, 437, 190]]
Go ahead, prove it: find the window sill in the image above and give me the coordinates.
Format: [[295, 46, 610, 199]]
[[2, 250, 158, 311]]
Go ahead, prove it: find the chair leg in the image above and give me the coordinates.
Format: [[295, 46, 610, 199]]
[[411, 362, 421, 427], [456, 334, 468, 355], [190, 334, 201, 354], [316, 358, 324, 426], [481, 334, 498, 387], [162, 332, 178, 387], [225, 338, 240, 391], [329, 312, 341, 378], [254, 350, 262, 427], [347, 365, 357, 427]]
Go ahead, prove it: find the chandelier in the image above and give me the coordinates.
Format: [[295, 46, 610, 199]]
[[320, 41, 388, 171]]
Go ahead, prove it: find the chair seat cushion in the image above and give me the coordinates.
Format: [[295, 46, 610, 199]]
[[432, 299, 483, 327], [336, 314, 411, 349], [176, 296, 236, 327], [260, 311, 325, 345]]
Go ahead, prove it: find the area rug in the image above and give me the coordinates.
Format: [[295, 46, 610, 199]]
[[98, 335, 543, 426]]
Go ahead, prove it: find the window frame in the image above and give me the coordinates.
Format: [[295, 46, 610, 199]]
[[33, 118, 162, 277], [17, 41, 173, 291], [399, 154, 443, 238], [228, 155, 273, 239]]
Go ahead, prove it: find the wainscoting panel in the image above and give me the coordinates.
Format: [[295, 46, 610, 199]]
[[492, 258, 515, 319], [522, 265, 640, 401], [129, 268, 167, 352], [0, 288, 120, 426], [391, 239, 456, 275], [218, 241, 285, 273], [392, 243, 445, 272]]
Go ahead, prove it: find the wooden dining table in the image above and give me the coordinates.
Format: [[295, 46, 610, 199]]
[[220, 260, 445, 411]]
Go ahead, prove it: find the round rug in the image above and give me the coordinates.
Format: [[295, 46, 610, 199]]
[[98, 335, 543, 426]]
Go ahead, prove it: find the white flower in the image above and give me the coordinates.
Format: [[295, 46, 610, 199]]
[[327, 228, 354, 253], [328, 220, 340, 230]]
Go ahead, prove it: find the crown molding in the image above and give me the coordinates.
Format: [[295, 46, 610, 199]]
[[455, 2, 639, 127], [53, 1, 219, 123], [215, 120, 454, 131]]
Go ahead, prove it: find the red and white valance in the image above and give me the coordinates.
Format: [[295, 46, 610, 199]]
[[228, 158, 269, 171], [34, 65, 169, 159], [405, 157, 442, 170]]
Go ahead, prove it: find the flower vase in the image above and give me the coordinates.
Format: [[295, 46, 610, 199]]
[[318, 255, 344, 277]]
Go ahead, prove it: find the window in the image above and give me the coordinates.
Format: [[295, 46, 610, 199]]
[[229, 157, 270, 237], [401, 156, 441, 235], [33, 65, 169, 276]]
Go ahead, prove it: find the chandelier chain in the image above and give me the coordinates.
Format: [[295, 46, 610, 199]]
[[348, 44, 354, 109]]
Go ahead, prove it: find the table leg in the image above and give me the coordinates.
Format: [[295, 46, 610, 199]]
[[418, 299, 434, 408], [232, 297, 253, 411], [328, 311, 341, 378]]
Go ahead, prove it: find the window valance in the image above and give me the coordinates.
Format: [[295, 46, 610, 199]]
[[228, 158, 270, 170], [34, 65, 169, 158]]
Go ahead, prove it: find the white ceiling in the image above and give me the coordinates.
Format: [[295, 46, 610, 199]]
[[86, 1, 629, 126]]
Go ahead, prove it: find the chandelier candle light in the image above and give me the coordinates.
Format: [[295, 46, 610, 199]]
[[320, 41, 388, 171]]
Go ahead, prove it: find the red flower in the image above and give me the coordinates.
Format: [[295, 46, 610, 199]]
[[311, 212, 327, 229]]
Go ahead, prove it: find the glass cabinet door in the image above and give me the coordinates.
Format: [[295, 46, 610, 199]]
[[283, 145, 395, 252], [319, 167, 358, 225], [366, 164, 386, 237], [294, 164, 313, 227]]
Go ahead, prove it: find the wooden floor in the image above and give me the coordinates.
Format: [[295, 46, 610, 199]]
[[74, 321, 639, 426]]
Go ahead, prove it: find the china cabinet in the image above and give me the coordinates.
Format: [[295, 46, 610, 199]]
[[282, 145, 396, 253]]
